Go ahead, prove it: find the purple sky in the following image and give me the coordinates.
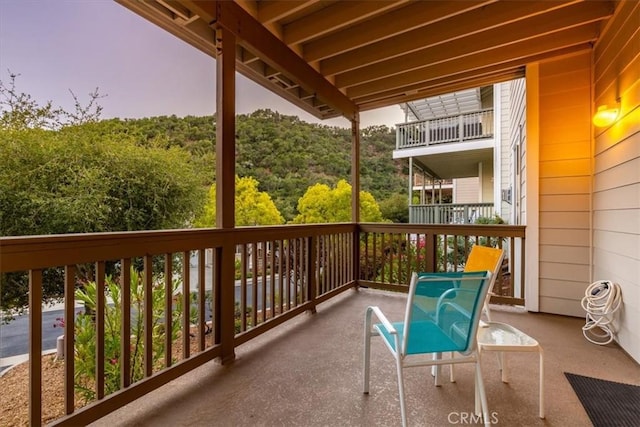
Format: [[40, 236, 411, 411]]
[[0, 0, 405, 128]]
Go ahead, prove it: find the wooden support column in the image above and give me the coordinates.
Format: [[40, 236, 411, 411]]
[[351, 114, 361, 286], [215, 26, 237, 364], [29, 269, 42, 426]]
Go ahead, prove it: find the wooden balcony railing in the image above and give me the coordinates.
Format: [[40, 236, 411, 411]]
[[0, 223, 524, 425], [358, 223, 525, 307], [396, 109, 494, 149], [409, 203, 495, 224]]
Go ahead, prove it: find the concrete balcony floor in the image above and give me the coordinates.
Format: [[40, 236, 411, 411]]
[[91, 288, 640, 427]]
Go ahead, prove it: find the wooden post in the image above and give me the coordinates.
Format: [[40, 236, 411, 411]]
[[215, 26, 237, 364], [351, 114, 361, 286], [29, 269, 42, 426]]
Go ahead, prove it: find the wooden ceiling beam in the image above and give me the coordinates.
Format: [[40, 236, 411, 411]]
[[257, 1, 319, 24], [283, 0, 406, 46], [347, 24, 599, 99], [187, 0, 356, 119], [157, 0, 192, 21], [303, 0, 494, 62], [352, 44, 591, 106], [321, 0, 583, 76], [335, 2, 613, 89]]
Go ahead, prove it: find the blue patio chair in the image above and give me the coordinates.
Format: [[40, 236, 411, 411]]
[[363, 270, 493, 427]]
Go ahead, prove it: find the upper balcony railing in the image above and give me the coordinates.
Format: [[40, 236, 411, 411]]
[[396, 109, 494, 150], [0, 223, 524, 426], [410, 203, 494, 224]]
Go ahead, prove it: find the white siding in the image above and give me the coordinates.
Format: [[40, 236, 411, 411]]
[[592, 0, 639, 363], [499, 82, 513, 222]]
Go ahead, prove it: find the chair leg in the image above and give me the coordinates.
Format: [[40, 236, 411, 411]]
[[449, 351, 456, 383], [500, 352, 508, 383], [539, 347, 545, 419], [363, 320, 372, 394], [395, 357, 408, 427], [431, 352, 443, 386], [474, 357, 490, 427]]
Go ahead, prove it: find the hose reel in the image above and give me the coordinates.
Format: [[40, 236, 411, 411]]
[[581, 280, 622, 345]]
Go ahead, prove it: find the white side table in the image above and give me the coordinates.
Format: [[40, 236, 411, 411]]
[[477, 321, 544, 419]]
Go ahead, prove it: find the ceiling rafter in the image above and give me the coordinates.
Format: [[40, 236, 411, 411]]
[[334, 1, 613, 89], [257, 0, 319, 24], [321, 0, 583, 77], [352, 44, 592, 107], [303, 0, 494, 63], [118, 0, 619, 120], [346, 23, 600, 100], [283, 0, 407, 46]]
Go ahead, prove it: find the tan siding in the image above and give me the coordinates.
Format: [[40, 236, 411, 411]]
[[539, 296, 584, 317], [453, 177, 479, 203], [539, 194, 589, 212], [593, 183, 640, 210], [540, 141, 591, 161], [539, 245, 590, 264], [540, 262, 590, 283], [539, 176, 591, 195], [593, 160, 640, 192], [539, 159, 591, 177], [539, 212, 590, 229], [539, 228, 590, 247], [537, 50, 592, 318], [593, 209, 640, 234], [592, 0, 640, 363], [593, 230, 640, 260]]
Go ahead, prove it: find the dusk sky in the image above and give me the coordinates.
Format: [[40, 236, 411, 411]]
[[0, 1, 405, 128]]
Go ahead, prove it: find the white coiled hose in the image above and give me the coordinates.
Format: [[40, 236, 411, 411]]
[[581, 280, 622, 345]]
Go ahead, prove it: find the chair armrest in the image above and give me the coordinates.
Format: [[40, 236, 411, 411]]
[[435, 288, 475, 324], [365, 306, 397, 335]]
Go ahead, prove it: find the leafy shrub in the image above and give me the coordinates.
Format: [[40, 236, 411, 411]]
[[73, 267, 182, 402]]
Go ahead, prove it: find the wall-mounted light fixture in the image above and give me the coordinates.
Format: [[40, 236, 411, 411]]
[[592, 104, 619, 127]]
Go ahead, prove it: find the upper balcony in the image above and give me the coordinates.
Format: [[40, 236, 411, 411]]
[[393, 109, 495, 181], [395, 109, 494, 151]]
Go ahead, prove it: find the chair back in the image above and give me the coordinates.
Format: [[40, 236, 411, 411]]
[[464, 245, 505, 313], [464, 245, 505, 287], [403, 271, 492, 356]]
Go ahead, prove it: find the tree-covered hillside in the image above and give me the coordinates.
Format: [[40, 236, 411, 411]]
[[88, 110, 408, 221]]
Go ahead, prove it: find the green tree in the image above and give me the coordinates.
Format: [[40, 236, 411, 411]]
[[379, 193, 409, 223], [0, 126, 205, 320], [292, 179, 384, 224], [0, 71, 104, 130], [194, 176, 285, 227]]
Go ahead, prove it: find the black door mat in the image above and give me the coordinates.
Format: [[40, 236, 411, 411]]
[[565, 372, 640, 427]]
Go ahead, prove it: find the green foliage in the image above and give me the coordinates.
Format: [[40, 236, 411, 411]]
[[194, 176, 285, 227], [0, 71, 104, 130], [474, 214, 505, 225], [0, 127, 204, 236], [73, 267, 182, 402], [379, 193, 410, 223], [292, 179, 385, 223], [0, 126, 204, 319]]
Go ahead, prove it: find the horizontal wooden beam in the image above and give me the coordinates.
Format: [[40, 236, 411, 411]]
[[347, 23, 600, 99], [335, 1, 612, 89], [353, 44, 591, 108], [321, 0, 579, 76], [284, 0, 405, 46], [304, 0, 493, 62], [189, 0, 356, 119]]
